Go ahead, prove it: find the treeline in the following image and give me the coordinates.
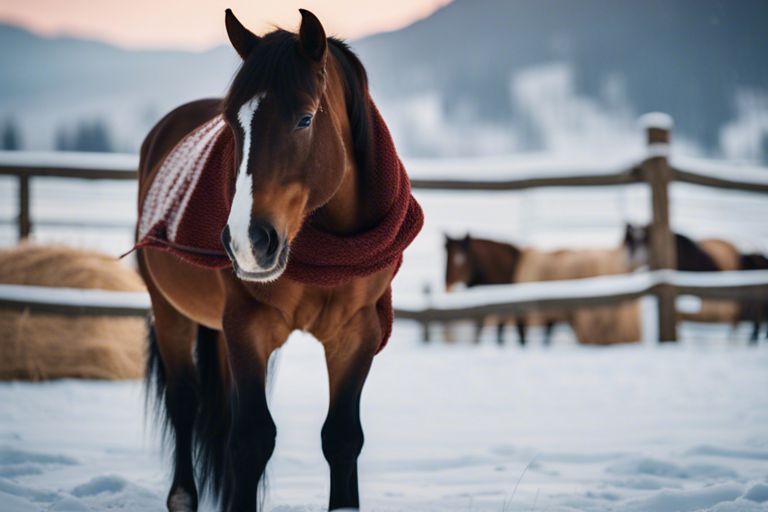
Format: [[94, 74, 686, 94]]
[[1, 119, 21, 150], [1, 117, 114, 152], [56, 119, 113, 152]]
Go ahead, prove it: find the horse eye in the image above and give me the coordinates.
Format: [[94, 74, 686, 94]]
[[296, 114, 313, 129]]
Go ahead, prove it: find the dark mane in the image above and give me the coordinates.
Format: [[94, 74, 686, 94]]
[[223, 30, 319, 118], [328, 38, 374, 183], [674, 233, 720, 271]]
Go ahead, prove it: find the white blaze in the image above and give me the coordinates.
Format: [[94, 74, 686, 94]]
[[227, 94, 264, 272]]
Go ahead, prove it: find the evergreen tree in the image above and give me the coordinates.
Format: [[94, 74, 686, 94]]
[[1, 119, 22, 150]]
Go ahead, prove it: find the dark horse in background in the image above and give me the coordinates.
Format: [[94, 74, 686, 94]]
[[624, 223, 768, 342], [445, 234, 554, 345], [137, 10, 415, 512]]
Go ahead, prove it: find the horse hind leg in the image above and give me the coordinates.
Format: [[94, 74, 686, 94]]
[[145, 290, 200, 512]]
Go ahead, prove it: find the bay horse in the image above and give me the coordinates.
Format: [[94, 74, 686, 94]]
[[444, 234, 555, 345], [135, 9, 422, 512]]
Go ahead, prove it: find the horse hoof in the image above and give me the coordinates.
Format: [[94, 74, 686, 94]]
[[167, 488, 196, 512]]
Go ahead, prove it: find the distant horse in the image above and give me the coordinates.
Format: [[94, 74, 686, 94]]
[[134, 10, 421, 512], [444, 234, 533, 344], [623, 223, 767, 341], [0, 244, 146, 380], [623, 223, 725, 272], [445, 234, 640, 345]]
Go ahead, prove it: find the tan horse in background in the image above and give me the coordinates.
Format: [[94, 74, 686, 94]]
[[516, 246, 641, 345]]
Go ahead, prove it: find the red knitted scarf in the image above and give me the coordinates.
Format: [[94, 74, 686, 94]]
[[134, 99, 423, 351]]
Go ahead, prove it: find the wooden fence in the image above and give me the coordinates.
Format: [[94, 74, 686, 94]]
[[1, 113, 767, 342]]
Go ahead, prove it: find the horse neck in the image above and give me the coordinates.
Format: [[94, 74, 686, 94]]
[[307, 55, 369, 236], [470, 241, 520, 285]]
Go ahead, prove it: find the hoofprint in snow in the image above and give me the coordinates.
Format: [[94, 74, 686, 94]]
[[1, 326, 768, 512]]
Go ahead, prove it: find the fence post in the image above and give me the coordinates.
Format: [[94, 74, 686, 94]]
[[18, 174, 30, 240], [639, 113, 678, 342], [421, 283, 432, 342]]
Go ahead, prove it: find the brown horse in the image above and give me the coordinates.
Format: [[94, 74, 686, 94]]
[[136, 10, 421, 512], [444, 234, 539, 344]]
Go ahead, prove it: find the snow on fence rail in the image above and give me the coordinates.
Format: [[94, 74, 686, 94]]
[[2, 268, 767, 322], [1, 114, 768, 341], [395, 270, 768, 322], [0, 284, 150, 316]]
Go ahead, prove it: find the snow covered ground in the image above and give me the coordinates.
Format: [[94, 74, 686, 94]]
[[1, 326, 768, 511], [1, 151, 767, 510]]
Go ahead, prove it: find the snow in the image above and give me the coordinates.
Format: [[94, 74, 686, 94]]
[[397, 270, 768, 314], [0, 283, 150, 311], [639, 112, 674, 131], [1, 331, 767, 511], [0, 150, 138, 173]]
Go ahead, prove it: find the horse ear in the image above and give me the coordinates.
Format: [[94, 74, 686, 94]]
[[298, 9, 327, 64], [225, 9, 260, 60], [461, 234, 471, 249]]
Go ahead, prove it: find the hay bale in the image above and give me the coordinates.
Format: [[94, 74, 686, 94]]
[[0, 244, 147, 381]]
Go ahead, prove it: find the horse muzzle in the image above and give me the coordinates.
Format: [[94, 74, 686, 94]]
[[221, 223, 290, 282]]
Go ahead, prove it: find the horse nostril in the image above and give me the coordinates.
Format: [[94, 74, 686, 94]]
[[249, 221, 280, 259], [222, 225, 231, 244]]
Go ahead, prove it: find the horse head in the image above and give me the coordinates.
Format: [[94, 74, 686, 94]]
[[445, 234, 473, 291], [623, 222, 650, 270], [220, 9, 353, 282]]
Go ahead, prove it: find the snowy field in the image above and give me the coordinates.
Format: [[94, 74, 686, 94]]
[[1, 152, 768, 510], [2, 327, 768, 511]]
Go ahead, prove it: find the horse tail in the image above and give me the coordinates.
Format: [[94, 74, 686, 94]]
[[193, 325, 231, 505], [144, 317, 171, 440]]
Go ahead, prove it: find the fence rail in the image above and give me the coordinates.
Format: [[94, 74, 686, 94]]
[[1, 113, 767, 342], [394, 270, 768, 322]]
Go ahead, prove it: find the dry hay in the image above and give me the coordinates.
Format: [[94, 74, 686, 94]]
[[0, 244, 147, 381]]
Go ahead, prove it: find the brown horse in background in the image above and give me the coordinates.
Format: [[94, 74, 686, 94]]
[[137, 10, 420, 512], [445, 235, 640, 345], [444, 234, 535, 344]]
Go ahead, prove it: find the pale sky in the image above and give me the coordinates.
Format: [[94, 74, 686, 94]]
[[0, 0, 451, 50]]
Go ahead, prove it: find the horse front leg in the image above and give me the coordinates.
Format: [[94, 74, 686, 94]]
[[321, 307, 379, 511], [221, 301, 289, 512]]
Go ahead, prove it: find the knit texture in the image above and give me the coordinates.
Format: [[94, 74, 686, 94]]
[[135, 98, 423, 351]]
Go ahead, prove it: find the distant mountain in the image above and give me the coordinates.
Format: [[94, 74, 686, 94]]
[[1, 0, 767, 160], [0, 23, 238, 151], [353, 0, 768, 159]]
